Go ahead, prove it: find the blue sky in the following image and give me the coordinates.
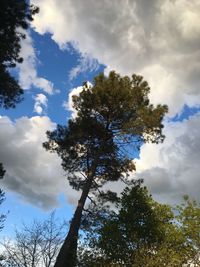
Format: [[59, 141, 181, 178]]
[[1, 0, 200, 238], [1, 31, 104, 124]]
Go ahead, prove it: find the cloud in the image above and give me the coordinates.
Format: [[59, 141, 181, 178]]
[[34, 93, 48, 115], [1, 113, 198, 208], [0, 116, 79, 209], [26, 0, 200, 206], [31, 0, 200, 115], [63, 82, 92, 118], [134, 112, 200, 204], [18, 31, 55, 94]]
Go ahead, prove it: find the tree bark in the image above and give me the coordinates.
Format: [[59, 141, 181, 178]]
[[54, 174, 94, 267]]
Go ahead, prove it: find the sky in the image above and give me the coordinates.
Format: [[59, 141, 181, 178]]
[[1, 0, 200, 237]]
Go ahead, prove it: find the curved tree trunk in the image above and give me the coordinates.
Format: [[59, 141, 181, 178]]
[[54, 175, 94, 267]]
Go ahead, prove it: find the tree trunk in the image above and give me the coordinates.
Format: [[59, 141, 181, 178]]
[[54, 175, 94, 267]]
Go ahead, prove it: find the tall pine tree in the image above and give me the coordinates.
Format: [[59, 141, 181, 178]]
[[44, 71, 168, 267]]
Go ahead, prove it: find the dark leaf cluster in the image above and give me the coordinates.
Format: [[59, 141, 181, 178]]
[[0, 0, 39, 108]]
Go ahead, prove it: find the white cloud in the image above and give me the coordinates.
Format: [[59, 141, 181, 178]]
[[0, 116, 79, 209], [18, 31, 55, 94], [31, 0, 200, 115], [34, 93, 48, 115], [1, 114, 198, 209], [16, 0, 200, 206], [134, 113, 200, 204], [63, 82, 92, 118]]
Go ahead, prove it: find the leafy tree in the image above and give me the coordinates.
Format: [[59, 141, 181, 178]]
[[176, 195, 200, 266], [1, 212, 66, 267], [44, 71, 168, 267], [78, 182, 200, 267], [0, 0, 39, 108]]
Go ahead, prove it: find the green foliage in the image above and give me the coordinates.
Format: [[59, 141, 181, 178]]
[[176, 195, 200, 266], [78, 183, 200, 267], [0, 0, 39, 108]]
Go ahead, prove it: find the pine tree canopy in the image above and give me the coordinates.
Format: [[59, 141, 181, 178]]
[[44, 71, 168, 191]]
